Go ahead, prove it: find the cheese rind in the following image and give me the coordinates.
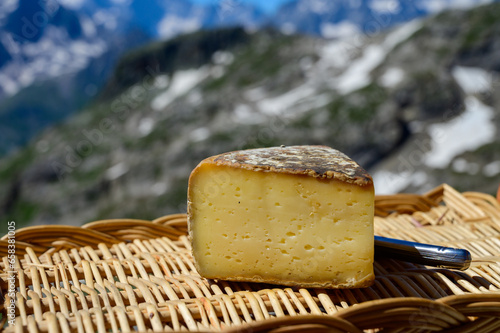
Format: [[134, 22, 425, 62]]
[[211, 145, 372, 186], [188, 145, 375, 289]]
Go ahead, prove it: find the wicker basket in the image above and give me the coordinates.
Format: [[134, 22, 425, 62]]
[[1, 184, 500, 332]]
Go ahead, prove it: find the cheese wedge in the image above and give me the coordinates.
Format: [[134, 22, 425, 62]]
[[188, 145, 374, 288]]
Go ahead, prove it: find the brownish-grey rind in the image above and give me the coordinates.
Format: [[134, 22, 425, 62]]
[[205, 145, 372, 186], [201, 272, 375, 289]]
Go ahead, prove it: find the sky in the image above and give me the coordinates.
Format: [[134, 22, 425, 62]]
[[190, 0, 292, 13]]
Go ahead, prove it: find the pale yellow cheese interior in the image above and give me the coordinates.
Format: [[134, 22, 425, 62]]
[[189, 163, 375, 288]]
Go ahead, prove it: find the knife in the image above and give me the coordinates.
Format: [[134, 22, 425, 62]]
[[375, 236, 472, 270]]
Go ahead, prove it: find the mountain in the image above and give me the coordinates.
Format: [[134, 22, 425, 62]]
[[0, 0, 265, 156], [1, 0, 497, 99], [1, 2, 499, 235], [0, 0, 156, 155], [271, 0, 427, 37], [0, 0, 111, 98], [99, 27, 252, 99], [0, 27, 150, 156], [0, 0, 264, 99], [269, 0, 499, 38], [1, 0, 498, 158]]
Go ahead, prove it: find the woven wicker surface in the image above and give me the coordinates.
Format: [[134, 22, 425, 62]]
[[1, 184, 500, 332]]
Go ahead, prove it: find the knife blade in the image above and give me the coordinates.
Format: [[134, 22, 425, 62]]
[[375, 235, 471, 270]]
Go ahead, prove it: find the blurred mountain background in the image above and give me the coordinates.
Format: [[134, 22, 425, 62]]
[[0, 0, 499, 234]]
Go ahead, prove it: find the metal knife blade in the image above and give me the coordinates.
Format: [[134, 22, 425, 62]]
[[375, 235, 472, 270]]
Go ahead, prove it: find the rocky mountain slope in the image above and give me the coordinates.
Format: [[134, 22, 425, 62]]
[[1, 0, 498, 156], [1, 3, 499, 235]]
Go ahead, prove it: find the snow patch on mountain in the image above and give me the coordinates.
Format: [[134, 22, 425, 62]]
[[151, 68, 209, 111], [383, 19, 424, 49], [157, 15, 202, 39], [212, 51, 234, 66], [0, 73, 18, 95], [336, 45, 386, 94], [418, 0, 495, 13], [369, 0, 401, 13], [232, 104, 266, 124], [257, 84, 316, 116], [319, 39, 357, 70], [138, 117, 155, 137], [335, 19, 422, 94], [280, 23, 297, 35], [380, 67, 405, 87], [373, 170, 428, 195], [58, 0, 85, 10], [321, 21, 360, 39], [483, 161, 500, 177], [0, 0, 18, 23], [80, 15, 98, 38], [189, 127, 211, 142], [91, 9, 119, 30], [105, 162, 129, 181], [451, 66, 493, 94], [425, 96, 495, 168]]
